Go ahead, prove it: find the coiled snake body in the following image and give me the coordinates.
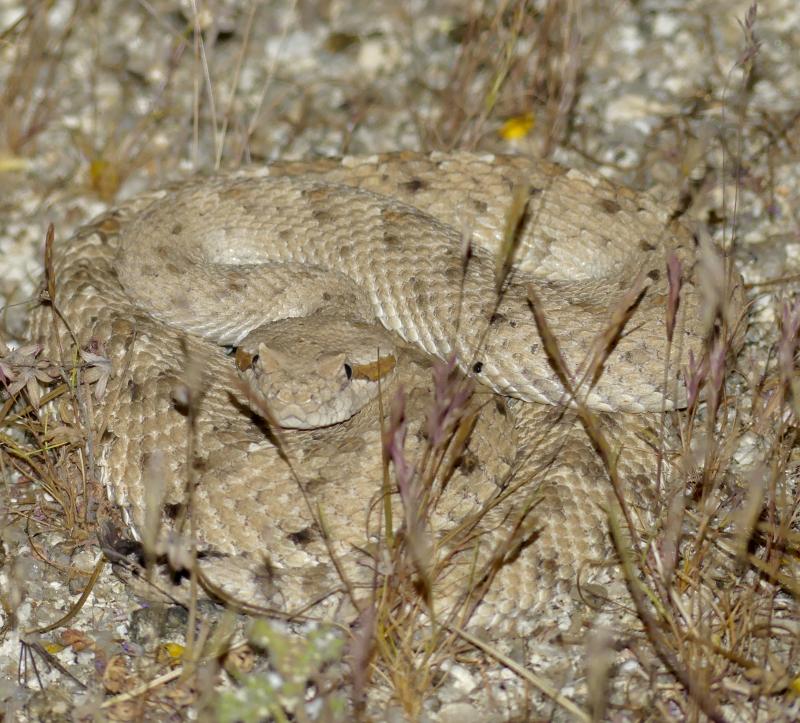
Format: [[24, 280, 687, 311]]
[[33, 152, 741, 637]]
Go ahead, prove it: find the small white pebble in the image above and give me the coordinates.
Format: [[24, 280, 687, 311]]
[[653, 12, 681, 38]]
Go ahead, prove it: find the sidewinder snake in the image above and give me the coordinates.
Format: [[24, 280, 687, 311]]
[[31, 151, 744, 638]]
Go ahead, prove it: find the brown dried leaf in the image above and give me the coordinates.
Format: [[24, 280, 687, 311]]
[[102, 654, 134, 694]]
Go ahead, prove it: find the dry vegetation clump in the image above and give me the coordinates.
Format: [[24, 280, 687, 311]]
[[1, 0, 799, 720], [417, 0, 582, 154]]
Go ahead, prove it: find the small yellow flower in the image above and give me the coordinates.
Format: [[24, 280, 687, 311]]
[[499, 113, 535, 141], [89, 158, 121, 201], [158, 642, 185, 664]]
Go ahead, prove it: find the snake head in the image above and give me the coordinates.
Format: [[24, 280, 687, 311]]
[[235, 317, 398, 429]]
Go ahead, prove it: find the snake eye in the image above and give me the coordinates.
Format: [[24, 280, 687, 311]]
[[343, 363, 353, 380]]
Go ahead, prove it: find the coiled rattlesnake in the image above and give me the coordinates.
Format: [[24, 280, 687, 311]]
[[32, 152, 743, 638]]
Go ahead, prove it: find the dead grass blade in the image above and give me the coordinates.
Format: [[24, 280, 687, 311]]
[[24, 556, 106, 635], [495, 179, 530, 295], [447, 623, 591, 722], [527, 283, 640, 546], [608, 507, 728, 723]]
